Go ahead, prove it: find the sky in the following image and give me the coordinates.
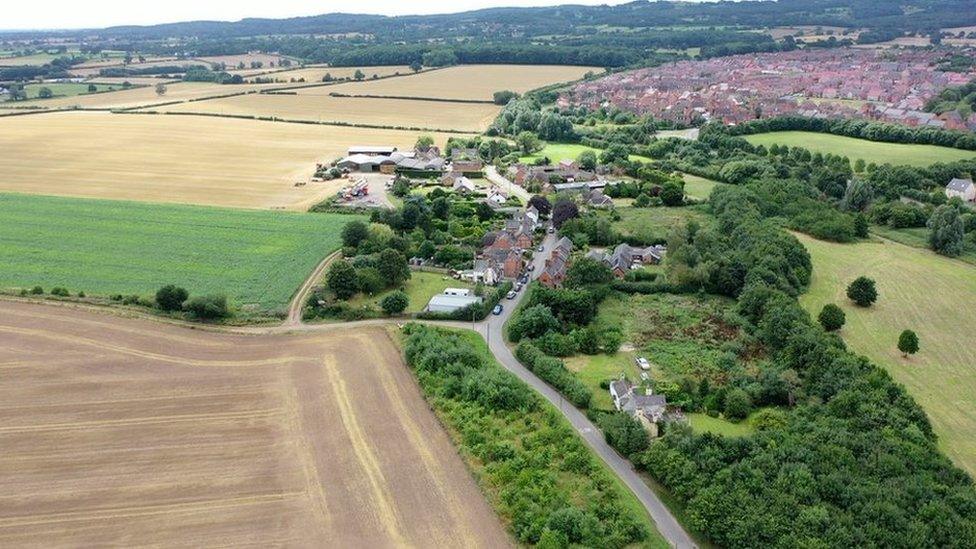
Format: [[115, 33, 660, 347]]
[[1, 0, 638, 30]]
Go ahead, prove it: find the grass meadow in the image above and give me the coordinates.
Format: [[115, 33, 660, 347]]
[[0, 193, 359, 314], [519, 142, 652, 164], [20, 82, 119, 99], [614, 205, 710, 244], [743, 131, 976, 167], [345, 271, 474, 314], [796, 233, 976, 474]]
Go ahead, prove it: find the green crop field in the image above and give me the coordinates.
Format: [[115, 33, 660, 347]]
[[18, 82, 119, 100], [796, 233, 976, 475], [743, 131, 976, 167], [0, 193, 358, 314]]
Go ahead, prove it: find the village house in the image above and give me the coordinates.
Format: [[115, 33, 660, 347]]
[[584, 189, 614, 208], [587, 243, 666, 278], [945, 177, 976, 202], [459, 259, 501, 286], [539, 237, 573, 288], [450, 148, 484, 173], [609, 379, 668, 437]]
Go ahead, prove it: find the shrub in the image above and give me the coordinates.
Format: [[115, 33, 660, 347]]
[[817, 303, 846, 331], [50, 287, 70, 297], [898, 329, 919, 357], [326, 259, 359, 300], [723, 387, 752, 420], [183, 294, 230, 319], [30, 286, 43, 295], [380, 291, 409, 315], [155, 285, 189, 311], [846, 276, 878, 307]]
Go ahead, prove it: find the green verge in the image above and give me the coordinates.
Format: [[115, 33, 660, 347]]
[[0, 193, 360, 315], [742, 131, 976, 167], [400, 324, 668, 548]]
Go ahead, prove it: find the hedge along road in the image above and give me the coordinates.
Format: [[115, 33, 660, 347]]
[[7, 231, 696, 548]]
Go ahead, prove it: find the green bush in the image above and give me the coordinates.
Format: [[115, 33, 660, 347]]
[[380, 291, 409, 315], [183, 294, 230, 319], [155, 285, 189, 311], [817, 303, 846, 331], [30, 286, 43, 295], [50, 287, 70, 297]]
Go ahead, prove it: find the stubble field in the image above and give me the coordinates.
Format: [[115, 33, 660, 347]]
[[0, 111, 452, 209], [0, 300, 511, 547], [242, 65, 413, 82], [314, 64, 601, 100], [0, 81, 276, 109], [151, 93, 501, 131], [796, 233, 976, 475]]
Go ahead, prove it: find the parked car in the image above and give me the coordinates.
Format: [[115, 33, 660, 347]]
[[640, 372, 649, 382], [506, 290, 517, 299], [547, 227, 555, 234], [492, 304, 503, 315], [636, 357, 650, 370], [528, 264, 535, 272], [537, 245, 545, 252]]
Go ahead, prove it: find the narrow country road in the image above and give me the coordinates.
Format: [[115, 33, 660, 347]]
[[485, 166, 530, 202], [477, 232, 698, 549], [285, 250, 341, 325]]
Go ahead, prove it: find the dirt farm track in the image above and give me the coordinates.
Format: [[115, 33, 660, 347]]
[[0, 300, 510, 547]]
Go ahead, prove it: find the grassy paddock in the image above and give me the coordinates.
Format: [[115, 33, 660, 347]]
[[797, 233, 976, 474], [19, 82, 118, 99], [614, 205, 710, 243], [681, 174, 724, 200], [519, 142, 652, 164], [346, 271, 473, 313], [0, 193, 358, 314], [687, 413, 755, 437], [870, 224, 976, 266], [742, 131, 976, 167]]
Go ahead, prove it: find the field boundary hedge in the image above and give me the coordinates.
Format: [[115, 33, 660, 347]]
[[327, 92, 496, 105]]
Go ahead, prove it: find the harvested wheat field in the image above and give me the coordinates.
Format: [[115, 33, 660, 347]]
[[1, 81, 277, 109], [0, 300, 511, 547], [68, 59, 211, 78], [0, 111, 452, 209], [312, 64, 601, 101], [155, 93, 499, 131], [197, 53, 297, 68], [243, 65, 413, 82]]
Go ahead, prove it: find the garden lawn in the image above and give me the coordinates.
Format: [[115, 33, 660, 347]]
[[687, 413, 755, 437], [796, 233, 976, 475], [345, 271, 473, 314], [743, 131, 976, 167], [519, 142, 652, 164], [614, 205, 710, 243], [0, 193, 359, 315]]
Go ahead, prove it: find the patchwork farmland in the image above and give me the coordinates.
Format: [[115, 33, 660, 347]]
[[0, 194, 358, 313], [0, 301, 511, 547], [0, 81, 277, 109], [242, 65, 413, 82], [0, 111, 453, 209]]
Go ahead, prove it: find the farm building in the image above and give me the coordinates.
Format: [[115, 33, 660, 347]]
[[348, 146, 397, 156], [425, 291, 481, 313], [945, 177, 976, 201], [336, 154, 396, 172]]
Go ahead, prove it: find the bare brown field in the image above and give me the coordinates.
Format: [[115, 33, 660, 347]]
[[243, 65, 413, 83], [151, 93, 500, 131], [0, 300, 511, 547], [0, 111, 453, 209], [312, 64, 601, 101], [1, 81, 278, 110]]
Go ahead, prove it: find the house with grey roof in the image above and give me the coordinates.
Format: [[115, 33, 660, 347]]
[[946, 177, 975, 202], [609, 379, 668, 437], [589, 243, 666, 278]]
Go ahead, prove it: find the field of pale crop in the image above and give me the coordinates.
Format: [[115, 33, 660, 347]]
[[68, 59, 211, 78], [243, 65, 413, 82], [0, 81, 279, 109], [743, 131, 976, 167], [797, 233, 976, 475], [0, 193, 359, 313], [0, 301, 510, 546], [197, 53, 297, 68], [312, 64, 601, 101], [153, 93, 500, 131], [0, 111, 452, 209], [85, 76, 179, 86]]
